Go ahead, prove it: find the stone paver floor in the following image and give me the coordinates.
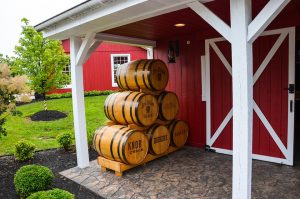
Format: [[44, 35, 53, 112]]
[[60, 147, 300, 199]]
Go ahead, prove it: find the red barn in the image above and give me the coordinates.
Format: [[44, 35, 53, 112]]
[[51, 40, 147, 93], [36, 0, 300, 197]]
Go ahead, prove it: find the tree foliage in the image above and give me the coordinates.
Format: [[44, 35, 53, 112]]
[[13, 18, 70, 98], [0, 63, 30, 137]]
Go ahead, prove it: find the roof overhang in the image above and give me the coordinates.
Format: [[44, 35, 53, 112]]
[[35, 0, 213, 40]]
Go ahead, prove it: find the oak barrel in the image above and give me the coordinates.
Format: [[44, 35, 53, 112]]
[[167, 120, 189, 148], [93, 125, 149, 165], [157, 91, 179, 121], [145, 124, 170, 155], [104, 91, 159, 126], [116, 59, 169, 91]]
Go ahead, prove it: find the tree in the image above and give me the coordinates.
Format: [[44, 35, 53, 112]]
[[0, 63, 30, 138], [13, 18, 69, 110], [0, 54, 14, 67]]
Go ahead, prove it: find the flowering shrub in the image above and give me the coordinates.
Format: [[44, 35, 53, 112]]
[[0, 63, 30, 137]]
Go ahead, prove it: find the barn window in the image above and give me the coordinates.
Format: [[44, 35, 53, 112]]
[[111, 54, 131, 87], [63, 65, 71, 76]]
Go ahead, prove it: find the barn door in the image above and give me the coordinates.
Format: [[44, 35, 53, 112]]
[[205, 27, 295, 165]]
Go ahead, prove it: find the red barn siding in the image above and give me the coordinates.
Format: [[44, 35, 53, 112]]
[[52, 41, 147, 93], [154, 34, 206, 148]]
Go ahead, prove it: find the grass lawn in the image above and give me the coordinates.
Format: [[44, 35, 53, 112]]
[[0, 96, 107, 155]]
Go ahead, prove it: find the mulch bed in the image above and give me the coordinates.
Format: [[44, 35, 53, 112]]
[[0, 148, 103, 199], [30, 110, 67, 121]]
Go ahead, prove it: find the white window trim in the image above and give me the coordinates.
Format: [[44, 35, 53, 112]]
[[111, 54, 131, 87], [63, 65, 72, 89]]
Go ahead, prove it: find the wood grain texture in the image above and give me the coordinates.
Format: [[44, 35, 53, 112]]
[[116, 59, 169, 91], [104, 91, 159, 127], [93, 125, 149, 165]]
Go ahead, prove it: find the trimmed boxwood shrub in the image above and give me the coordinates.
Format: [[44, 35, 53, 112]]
[[14, 165, 54, 197], [56, 133, 73, 151], [46, 90, 116, 99], [14, 140, 36, 161], [27, 188, 74, 199]]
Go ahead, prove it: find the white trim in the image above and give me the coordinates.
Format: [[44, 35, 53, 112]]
[[253, 101, 288, 158], [247, 0, 291, 43], [287, 27, 296, 166], [96, 33, 156, 48], [209, 109, 233, 146], [63, 84, 72, 89], [146, 47, 154, 59], [253, 31, 288, 84], [205, 27, 295, 166], [201, 55, 206, 101], [205, 40, 211, 146], [260, 27, 292, 36], [210, 147, 292, 165], [187, 1, 231, 43], [110, 54, 131, 87], [210, 41, 232, 75], [82, 40, 102, 64], [76, 32, 96, 66]]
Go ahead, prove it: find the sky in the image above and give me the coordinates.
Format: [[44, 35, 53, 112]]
[[0, 0, 85, 56]]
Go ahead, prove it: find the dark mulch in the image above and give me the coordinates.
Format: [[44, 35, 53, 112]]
[[30, 110, 67, 121], [0, 148, 103, 199]]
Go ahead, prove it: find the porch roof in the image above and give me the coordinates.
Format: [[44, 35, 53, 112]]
[[35, 0, 214, 40]]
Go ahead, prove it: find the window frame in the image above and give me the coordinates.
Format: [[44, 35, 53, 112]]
[[62, 65, 72, 89], [111, 54, 131, 87]]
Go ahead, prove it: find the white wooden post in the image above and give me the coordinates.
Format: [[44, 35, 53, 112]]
[[70, 32, 97, 168], [230, 0, 253, 198], [70, 36, 89, 168]]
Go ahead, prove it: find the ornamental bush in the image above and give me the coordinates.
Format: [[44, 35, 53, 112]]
[[46, 90, 116, 99], [56, 133, 73, 151], [14, 165, 54, 197], [14, 140, 36, 161], [27, 188, 74, 199]]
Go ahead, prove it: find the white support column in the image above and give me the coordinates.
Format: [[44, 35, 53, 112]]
[[70, 36, 89, 168], [146, 47, 154, 59], [230, 0, 253, 198]]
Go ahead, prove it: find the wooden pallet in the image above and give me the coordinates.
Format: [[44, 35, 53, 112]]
[[97, 146, 179, 177]]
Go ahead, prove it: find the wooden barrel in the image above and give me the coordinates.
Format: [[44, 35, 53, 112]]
[[167, 120, 189, 148], [116, 59, 169, 91], [157, 91, 179, 121], [104, 91, 159, 126], [145, 124, 170, 155], [93, 125, 149, 165]]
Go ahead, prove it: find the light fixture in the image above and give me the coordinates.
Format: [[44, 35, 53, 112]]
[[174, 23, 186, 27], [168, 41, 176, 63]]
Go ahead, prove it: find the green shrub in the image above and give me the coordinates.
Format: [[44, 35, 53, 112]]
[[27, 188, 74, 199], [46, 90, 115, 99], [46, 94, 61, 99], [14, 165, 54, 197], [56, 133, 72, 151], [61, 92, 72, 98], [14, 140, 36, 161], [87, 128, 95, 147]]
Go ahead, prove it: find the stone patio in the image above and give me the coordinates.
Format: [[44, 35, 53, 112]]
[[60, 147, 300, 199]]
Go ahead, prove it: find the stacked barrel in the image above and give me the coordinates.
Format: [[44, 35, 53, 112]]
[[93, 59, 189, 165]]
